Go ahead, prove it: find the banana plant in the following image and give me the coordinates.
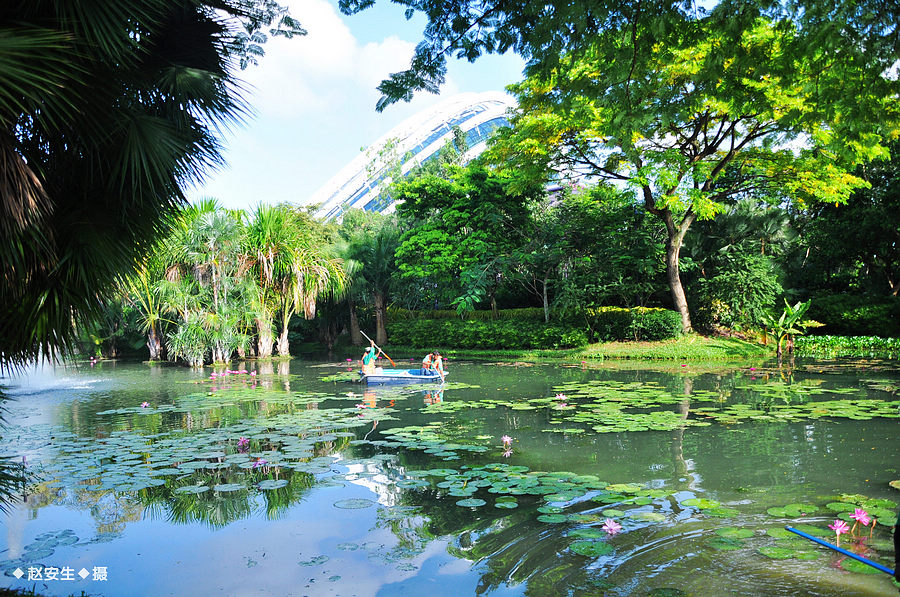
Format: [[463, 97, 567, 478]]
[[761, 300, 824, 359]]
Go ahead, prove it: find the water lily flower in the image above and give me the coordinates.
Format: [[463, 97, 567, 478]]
[[829, 519, 850, 545], [141, 402, 149, 408], [347, 358, 353, 362], [250, 371, 256, 376], [502, 448, 512, 458], [850, 508, 870, 529], [749, 367, 756, 371], [555, 393, 567, 400], [252, 458, 267, 468], [237, 437, 249, 449], [602, 518, 622, 535], [501, 435, 512, 446]]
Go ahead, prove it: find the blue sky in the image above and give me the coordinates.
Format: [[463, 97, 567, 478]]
[[189, 0, 526, 211]]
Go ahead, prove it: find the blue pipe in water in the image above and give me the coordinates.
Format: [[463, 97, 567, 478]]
[[785, 526, 895, 576]]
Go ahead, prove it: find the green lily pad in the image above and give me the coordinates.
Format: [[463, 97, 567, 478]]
[[628, 511, 666, 522], [569, 528, 609, 539], [175, 485, 209, 494], [537, 514, 568, 523], [258, 479, 289, 490], [825, 502, 856, 513], [766, 528, 795, 539], [334, 498, 375, 509], [602, 509, 625, 517], [213, 483, 244, 493], [682, 498, 721, 509], [791, 524, 831, 538], [569, 541, 614, 557], [456, 498, 486, 507], [840, 558, 883, 574]]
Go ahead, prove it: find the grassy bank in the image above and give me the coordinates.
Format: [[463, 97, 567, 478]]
[[368, 335, 772, 362]]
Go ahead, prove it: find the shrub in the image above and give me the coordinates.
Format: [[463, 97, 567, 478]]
[[807, 295, 900, 337], [386, 319, 588, 349], [387, 307, 545, 322], [795, 335, 900, 356], [566, 307, 682, 342]]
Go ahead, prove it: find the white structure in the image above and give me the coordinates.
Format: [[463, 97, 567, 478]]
[[310, 92, 515, 220]]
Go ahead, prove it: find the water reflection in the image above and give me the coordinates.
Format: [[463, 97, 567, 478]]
[[0, 359, 897, 596]]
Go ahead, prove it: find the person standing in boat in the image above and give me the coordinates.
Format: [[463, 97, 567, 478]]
[[361, 343, 381, 375]]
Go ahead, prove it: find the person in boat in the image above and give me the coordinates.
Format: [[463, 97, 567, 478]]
[[432, 351, 445, 381], [421, 351, 436, 375], [361, 343, 381, 375]]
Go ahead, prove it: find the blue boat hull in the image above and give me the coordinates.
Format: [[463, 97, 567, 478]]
[[361, 368, 445, 384]]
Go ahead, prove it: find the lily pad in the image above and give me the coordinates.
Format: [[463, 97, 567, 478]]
[[704, 507, 741, 518], [456, 498, 486, 508], [840, 558, 883, 574], [681, 498, 721, 509], [175, 485, 210, 494], [569, 541, 614, 557], [213, 483, 244, 493], [258, 479, 289, 490], [715, 528, 754, 539], [334, 498, 375, 509], [537, 514, 568, 523]]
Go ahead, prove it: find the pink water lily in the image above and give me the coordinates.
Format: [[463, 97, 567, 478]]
[[602, 518, 622, 535], [555, 393, 567, 400], [237, 437, 249, 449], [850, 508, 870, 527], [141, 402, 149, 408], [252, 458, 268, 468], [501, 435, 512, 446], [829, 519, 850, 545], [502, 448, 513, 458]]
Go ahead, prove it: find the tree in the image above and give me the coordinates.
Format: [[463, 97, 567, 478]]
[[487, 12, 895, 332], [340, 0, 899, 113], [1, 0, 304, 368], [393, 164, 538, 313], [339, 210, 399, 346], [793, 141, 900, 297]]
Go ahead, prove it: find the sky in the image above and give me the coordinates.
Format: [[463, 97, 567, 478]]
[[188, 0, 527, 211]]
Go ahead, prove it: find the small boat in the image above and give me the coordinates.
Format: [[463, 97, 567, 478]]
[[361, 368, 446, 384]]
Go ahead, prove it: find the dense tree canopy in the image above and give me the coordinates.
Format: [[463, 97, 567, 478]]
[[486, 10, 897, 331], [0, 0, 303, 368]]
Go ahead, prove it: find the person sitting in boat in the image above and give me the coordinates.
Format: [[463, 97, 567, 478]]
[[361, 343, 381, 375], [421, 351, 436, 375]]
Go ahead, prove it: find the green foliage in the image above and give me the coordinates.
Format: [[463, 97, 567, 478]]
[[570, 308, 683, 342], [806, 295, 900, 338], [760, 300, 822, 356], [386, 319, 588, 349], [795, 335, 900, 356], [1, 0, 304, 369], [388, 307, 545, 322]]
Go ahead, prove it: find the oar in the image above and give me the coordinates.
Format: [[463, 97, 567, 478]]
[[785, 526, 896, 576], [360, 331, 396, 367]]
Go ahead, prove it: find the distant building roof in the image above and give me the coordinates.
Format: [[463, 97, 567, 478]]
[[310, 92, 515, 220]]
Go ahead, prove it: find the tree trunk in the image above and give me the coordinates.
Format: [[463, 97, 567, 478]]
[[276, 321, 291, 357], [643, 188, 695, 334], [542, 274, 550, 323], [374, 291, 387, 346], [665, 238, 693, 334], [257, 319, 274, 358], [349, 299, 364, 346], [147, 326, 162, 360]]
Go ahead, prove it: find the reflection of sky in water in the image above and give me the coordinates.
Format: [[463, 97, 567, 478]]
[[0, 359, 897, 596]]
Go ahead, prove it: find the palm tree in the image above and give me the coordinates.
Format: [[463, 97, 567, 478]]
[[244, 204, 302, 358], [0, 0, 304, 369], [343, 214, 399, 345]]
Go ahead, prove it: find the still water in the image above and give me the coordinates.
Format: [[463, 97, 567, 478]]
[[0, 357, 897, 596]]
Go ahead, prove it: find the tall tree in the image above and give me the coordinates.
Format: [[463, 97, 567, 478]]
[[487, 12, 896, 331], [0, 0, 304, 368]]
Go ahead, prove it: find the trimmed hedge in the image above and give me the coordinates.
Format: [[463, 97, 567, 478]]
[[795, 335, 900, 355], [807, 295, 900, 338], [386, 319, 589, 349], [568, 307, 683, 342], [387, 307, 546, 322]]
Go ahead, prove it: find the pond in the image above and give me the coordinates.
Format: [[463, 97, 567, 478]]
[[0, 357, 898, 596]]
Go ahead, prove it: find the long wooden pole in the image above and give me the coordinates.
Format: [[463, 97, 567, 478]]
[[360, 331, 396, 367], [785, 526, 895, 575]]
